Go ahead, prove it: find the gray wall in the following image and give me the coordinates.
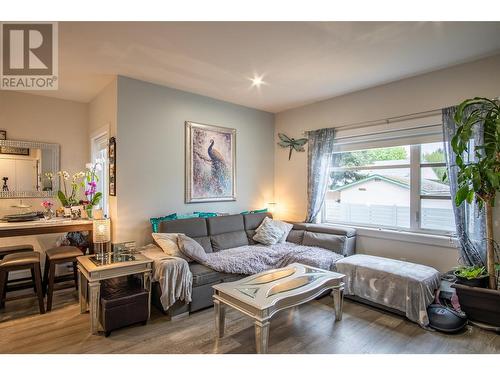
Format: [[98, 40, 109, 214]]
[[116, 76, 275, 245]]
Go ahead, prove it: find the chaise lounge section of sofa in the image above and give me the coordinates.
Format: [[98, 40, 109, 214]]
[[151, 212, 356, 316]]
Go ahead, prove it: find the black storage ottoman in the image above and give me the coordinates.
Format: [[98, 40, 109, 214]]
[[100, 275, 149, 337]]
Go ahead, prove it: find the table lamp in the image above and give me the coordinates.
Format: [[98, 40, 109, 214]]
[[267, 202, 277, 216], [93, 217, 111, 259]]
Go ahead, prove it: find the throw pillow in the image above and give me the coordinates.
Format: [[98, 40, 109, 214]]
[[177, 234, 208, 263], [241, 208, 268, 215], [253, 217, 285, 245], [176, 213, 200, 220], [152, 232, 190, 261], [150, 213, 177, 233], [194, 212, 218, 218], [274, 220, 294, 243]]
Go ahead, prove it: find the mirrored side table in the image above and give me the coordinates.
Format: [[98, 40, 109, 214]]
[[77, 252, 153, 334]]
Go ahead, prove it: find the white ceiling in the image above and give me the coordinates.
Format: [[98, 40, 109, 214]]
[[30, 22, 500, 113]]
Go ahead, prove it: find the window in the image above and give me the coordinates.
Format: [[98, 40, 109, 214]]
[[324, 142, 455, 234], [91, 132, 109, 216]]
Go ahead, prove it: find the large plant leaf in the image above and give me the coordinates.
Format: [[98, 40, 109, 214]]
[[57, 190, 68, 207], [455, 185, 470, 206], [91, 192, 102, 206]]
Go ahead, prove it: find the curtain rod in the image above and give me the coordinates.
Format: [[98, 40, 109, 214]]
[[302, 96, 499, 136], [303, 108, 442, 136]]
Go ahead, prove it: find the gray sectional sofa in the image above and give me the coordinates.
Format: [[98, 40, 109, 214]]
[[151, 212, 356, 316]]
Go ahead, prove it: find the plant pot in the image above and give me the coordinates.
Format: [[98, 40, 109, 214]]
[[63, 207, 72, 218], [452, 283, 500, 327], [453, 272, 489, 288]]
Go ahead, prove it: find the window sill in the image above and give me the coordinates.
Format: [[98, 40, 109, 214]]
[[322, 222, 458, 249]]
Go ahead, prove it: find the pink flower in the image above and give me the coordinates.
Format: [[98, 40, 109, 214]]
[[41, 200, 53, 209]]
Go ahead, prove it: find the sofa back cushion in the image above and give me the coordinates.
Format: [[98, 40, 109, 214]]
[[207, 214, 249, 251], [158, 217, 213, 253], [286, 229, 305, 244], [211, 231, 249, 252], [302, 231, 346, 255]]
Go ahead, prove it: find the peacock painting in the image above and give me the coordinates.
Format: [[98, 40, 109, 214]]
[[186, 121, 236, 203]]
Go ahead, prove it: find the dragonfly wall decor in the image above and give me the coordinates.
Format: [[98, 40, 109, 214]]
[[277, 133, 308, 160]]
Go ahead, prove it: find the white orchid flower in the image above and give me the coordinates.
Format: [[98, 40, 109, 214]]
[[95, 163, 103, 171]]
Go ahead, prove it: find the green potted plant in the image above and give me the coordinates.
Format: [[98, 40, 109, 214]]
[[451, 97, 499, 288], [450, 97, 500, 328], [56, 170, 85, 216], [82, 160, 103, 218], [454, 265, 489, 288]]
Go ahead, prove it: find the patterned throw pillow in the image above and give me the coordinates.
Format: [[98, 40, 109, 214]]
[[274, 220, 294, 243], [152, 232, 191, 262], [253, 217, 286, 245]]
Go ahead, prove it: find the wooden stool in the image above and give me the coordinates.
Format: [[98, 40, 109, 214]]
[[0, 251, 45, 314], [0, 245, 34, 260], [43, 246, 84, 311]]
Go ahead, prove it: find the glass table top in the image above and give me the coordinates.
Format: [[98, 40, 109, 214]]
[[233, 265, 329, 299], [89, 252, 137, 267]]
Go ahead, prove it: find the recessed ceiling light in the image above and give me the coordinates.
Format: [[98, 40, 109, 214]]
[[250, 74, 266, 88]]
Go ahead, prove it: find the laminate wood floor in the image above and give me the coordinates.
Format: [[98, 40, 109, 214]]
[[0, 288, 499, 354]]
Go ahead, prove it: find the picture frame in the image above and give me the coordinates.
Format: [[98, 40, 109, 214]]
[[0, 145, 30, 155], [109, 137, 116, 196], [0, 130, 6, 140], [185, 121, 236, 203]]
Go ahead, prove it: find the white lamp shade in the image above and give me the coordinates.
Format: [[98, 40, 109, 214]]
[[93, 218, 111, 243]]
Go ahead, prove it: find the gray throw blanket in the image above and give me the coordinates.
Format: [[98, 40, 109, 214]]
[[201, 242, 344, 275], [140, 244, 193, 310]]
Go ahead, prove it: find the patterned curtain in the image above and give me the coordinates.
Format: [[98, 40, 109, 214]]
[[442, 106, 486, 266], [305, 128, 336, 223]]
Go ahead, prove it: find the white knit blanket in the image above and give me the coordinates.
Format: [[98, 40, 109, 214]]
[[140, 244, 193, 310]]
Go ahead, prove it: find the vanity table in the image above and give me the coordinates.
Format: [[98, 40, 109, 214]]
[[0, 218, 93, 240], [0, 139, 94, 247]]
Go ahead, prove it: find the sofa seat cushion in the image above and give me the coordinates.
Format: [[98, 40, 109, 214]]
[[302, 231, 345, 254], [189, 263, 224, 287], [189, 262, 243, 287]]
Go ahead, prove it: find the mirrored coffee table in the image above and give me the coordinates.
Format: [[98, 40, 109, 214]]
[[212, 263, 345, 353]]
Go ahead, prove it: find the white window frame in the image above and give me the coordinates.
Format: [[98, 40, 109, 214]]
[[90, 126, 109, 217], [322, 142, 455, 236]]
